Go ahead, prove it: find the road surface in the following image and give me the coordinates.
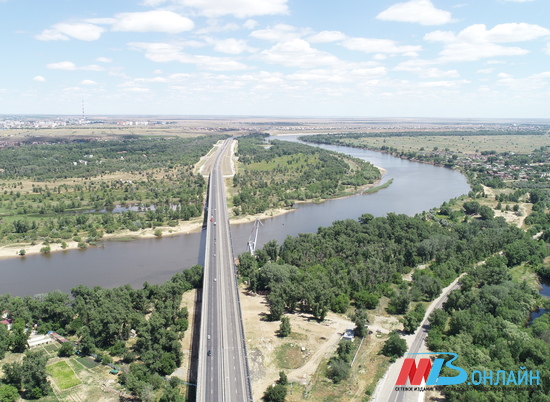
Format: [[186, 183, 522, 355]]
[[197, 139, 253, 402], [373, 275, 464, 402]]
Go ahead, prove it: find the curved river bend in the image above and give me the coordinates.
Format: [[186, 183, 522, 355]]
[[1, 136, 470, 296]]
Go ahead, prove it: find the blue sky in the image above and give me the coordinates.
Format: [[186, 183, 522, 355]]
[[1, 0, 549, 118]]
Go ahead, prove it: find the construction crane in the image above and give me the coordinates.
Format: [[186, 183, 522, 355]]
[[247, 218, 263, 255]]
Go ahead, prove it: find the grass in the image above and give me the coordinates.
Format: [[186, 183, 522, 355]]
[[76, 356, 100, 369], [344, 134, 549, 155], [363, 179, 393, 194], [46, 361, 81, 390], [275, 343, 305, 369], [510, 264, 539, 289]]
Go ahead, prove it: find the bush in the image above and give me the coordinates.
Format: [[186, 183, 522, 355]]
[[262, 383, 287, 402], [327, 357, 350, 383], [278, 317, 291, 337], [0, 384, 19, 402], [40, 246, 51, 254], [381, 331, 407, 362]]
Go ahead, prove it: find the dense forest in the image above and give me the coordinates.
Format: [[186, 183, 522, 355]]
[[232, 134, 381, 215], [0, 136, 226, 247], [238, 205, 549, 398], [0, 265, 202, 400]]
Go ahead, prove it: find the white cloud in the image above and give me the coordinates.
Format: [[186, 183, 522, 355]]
[[32, 76, 46, 82], [477, 68, 495, 74], [250, 24, 311, 42], [308, 31, 347, 43], [460, 23, 550, 43], [96, 57, 112, 63], [36, 22, 104, 41], [129, 42, 249, 70], [259, 39, 340, 68], [80, 80, 98, 85], [46, 61, 105, 71], [424, 23, 549, 62], [209, 38, 256, 54], [440, 42, 529, 62], [112, 11, 194, 33], [420, 68, 460, 78], [376, 0, 453, 26], [342, 37, 422, 55], [169, 0, 289, 18], [47, 61, 77, 70], [497, 72, 550, 92], [195, 21, 239, 35], [243, 19, 258, 30], [417, 79, 469, 88], [502, 0, 534, 2]]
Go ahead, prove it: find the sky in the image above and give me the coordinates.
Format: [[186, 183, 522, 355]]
[[1, 0, 549, 118]]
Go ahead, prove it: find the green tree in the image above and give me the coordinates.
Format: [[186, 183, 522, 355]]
[[331, 293, 349, 314], [327, 357, 350, 383], [262, 383, 287, 402], [0, 324, 9, 359], [277, 371, 288, 386], [21, 350, 51, 398], [463, 201, 480, 215], [478, 205, 495, 220], [10, 318, 28, 353], [278, 316, 291, 337], [58, 341, 74, 357], [381, 331, 407, 361], [428, 309, 448, 331], [0, 385, 19, 402], [354, 291, 379, 309], [353, 309, 369, 338], [336, 340, 354, 363]]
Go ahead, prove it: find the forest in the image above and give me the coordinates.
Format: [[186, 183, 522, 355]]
[[0, 265, 202, 401], [232, 134, 381, 215], [0, 136, 226, 247], [238, 201, 549, 399]]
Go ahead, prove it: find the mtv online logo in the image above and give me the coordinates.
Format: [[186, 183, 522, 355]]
[[396, 353, 468, 386]]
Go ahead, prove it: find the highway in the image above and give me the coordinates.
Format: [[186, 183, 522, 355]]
[[197, 139, 253, 402]]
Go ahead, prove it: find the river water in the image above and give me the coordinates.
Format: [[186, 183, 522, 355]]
[[530, 280, 550, 322], [0, 136, 471, 297]]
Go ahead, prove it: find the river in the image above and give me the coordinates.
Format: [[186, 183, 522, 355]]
[[0, 135, 471, 297]]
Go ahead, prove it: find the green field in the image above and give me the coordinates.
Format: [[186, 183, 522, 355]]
[[75, 356, 100, 369], [275, 343, 305, 369], [46, 361, 81, 390], [342, 134, 549, 154]]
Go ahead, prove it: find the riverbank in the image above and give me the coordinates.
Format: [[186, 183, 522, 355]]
[[0, 164, 387, 260]]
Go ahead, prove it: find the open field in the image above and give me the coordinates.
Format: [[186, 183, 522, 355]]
[[336, 134, 550, 155], [47, 360, 81, 390]]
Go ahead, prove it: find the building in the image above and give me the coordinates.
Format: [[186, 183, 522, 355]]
[[342, 328, 355, 341]]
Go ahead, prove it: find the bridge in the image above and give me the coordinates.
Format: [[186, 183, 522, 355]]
[[197, 139, 253, 402]]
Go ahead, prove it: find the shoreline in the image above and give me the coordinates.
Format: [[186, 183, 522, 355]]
[[0, 166, 387, 260]]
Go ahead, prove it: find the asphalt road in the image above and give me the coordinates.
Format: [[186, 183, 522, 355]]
[[197, 139, 253, 402], [376, 277, 463, 402]]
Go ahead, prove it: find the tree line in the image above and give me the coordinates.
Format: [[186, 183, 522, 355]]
[[0, 265, 202, 400], [232, 134, 381, 215]]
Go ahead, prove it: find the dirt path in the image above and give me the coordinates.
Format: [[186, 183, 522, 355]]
[[239, 289, 355, 400], [287, 315, 353, 385]]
